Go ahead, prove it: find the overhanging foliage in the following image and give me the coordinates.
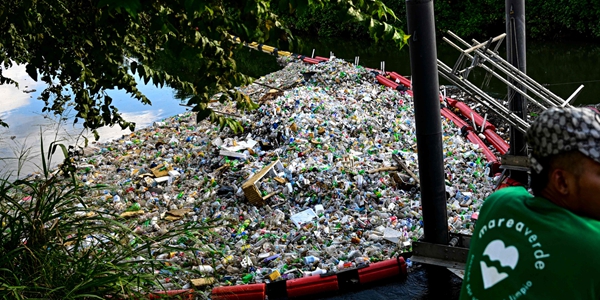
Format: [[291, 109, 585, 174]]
[[0, 0, 408, 139]]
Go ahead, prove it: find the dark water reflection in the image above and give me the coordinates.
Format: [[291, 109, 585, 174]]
[[308, 266, 461, 300], [243, 36, 600, 106]]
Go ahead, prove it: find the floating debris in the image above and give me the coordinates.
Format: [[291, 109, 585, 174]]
[[59, 57, 499, 290]]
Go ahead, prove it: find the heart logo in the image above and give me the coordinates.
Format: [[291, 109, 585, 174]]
[[480, 261, 508, 289], [480, 240, 519, 289]]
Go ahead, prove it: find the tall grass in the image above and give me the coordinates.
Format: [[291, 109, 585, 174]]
[[0, 133, 216, 299]]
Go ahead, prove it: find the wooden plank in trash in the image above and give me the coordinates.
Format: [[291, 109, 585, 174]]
[[241, 160, 281, 206]]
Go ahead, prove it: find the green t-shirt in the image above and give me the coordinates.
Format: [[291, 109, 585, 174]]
[[460, 186, 600, 299]]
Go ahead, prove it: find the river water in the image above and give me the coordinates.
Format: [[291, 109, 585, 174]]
[[0, 66, 188, 178], [1, 36, 599, 179]]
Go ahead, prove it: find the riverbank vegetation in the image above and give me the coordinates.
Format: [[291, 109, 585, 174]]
[[0, 137, 214, 299], [276, 0, 600, 40]]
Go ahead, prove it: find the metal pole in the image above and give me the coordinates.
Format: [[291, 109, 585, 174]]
[[506, 0, 528, 184], [441, 37, 549, 111], [406, 0, 448, 245], [446, 30, 567, 107], [437, 60, 530, 133]]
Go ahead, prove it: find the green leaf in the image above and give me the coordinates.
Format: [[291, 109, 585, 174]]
[[347, 7, 364, 22], [279, 0, 290, 13], [185, 0, 203, 12], [98, 0, 141, 18], [130, 61, 137, 75], [196, 107, 212, 122], [137, 64, 146, 79], [289, 0, 298, 13], [295, 0, 308, 15], [25, 64, 37, 81], [383, 22, 392, 34]]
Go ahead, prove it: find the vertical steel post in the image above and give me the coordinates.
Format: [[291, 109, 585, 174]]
[[406, 0, 449, 245], [506, 0, 528, 184]]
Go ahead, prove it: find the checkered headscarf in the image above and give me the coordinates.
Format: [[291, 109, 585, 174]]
[[526, 107, 600, 173]]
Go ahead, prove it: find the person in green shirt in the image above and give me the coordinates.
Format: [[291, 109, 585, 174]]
[[460, 107, 600, 299]]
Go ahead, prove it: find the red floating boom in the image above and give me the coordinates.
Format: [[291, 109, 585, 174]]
[[483, 128, 509, 155], [294, 55, 321, 65], [286, 273, 339, 298], [465, 131, 501, 175], [388, 72, 412, 88], [441, 107, 473, 132], [358, 257, 407, 284], [302, 57, 321, 64], [465, 132, 499, 165], [212, 283, 266, 300], [446, 97, 496, 131], [376, 75, 400, 89], [147, 289, 194, 300]]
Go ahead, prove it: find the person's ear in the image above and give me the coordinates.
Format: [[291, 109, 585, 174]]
[[549, 168, 571, 195]]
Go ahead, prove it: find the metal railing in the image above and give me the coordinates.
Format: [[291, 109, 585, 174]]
[[438, 31, 585, 133]]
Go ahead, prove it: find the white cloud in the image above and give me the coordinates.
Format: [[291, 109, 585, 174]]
[[0, 109, 167, 178], [0, 63, 43, 115], [82, 109, 165, 143]]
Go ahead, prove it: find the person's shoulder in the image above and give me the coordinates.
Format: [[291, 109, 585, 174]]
[[573, 214, 600, 235], [492, 185, 530, 197], [477, 186, 531, 218], [485, 186, 531, 205], [563, 215, 600, 255]]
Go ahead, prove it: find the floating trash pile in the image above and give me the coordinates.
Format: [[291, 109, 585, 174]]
[[69, 58, 498, 291]]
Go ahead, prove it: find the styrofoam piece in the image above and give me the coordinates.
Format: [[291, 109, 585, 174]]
[[212, 137, 224, 146], [219, 150, 248, 159], [221, 139, 258, 152], [314, 204, 325, 215], [382, 227, 403, 244], [155, 176, 169, 183], [76, 164, 95, 169], [290, 209, 318, 228]]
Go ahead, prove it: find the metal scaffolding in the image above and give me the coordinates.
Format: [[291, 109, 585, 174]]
[[438, 30, 585, 134]]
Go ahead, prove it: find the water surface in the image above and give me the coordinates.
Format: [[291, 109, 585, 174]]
[[0, 64, 187, 178], [2, 35, 599, 178]]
